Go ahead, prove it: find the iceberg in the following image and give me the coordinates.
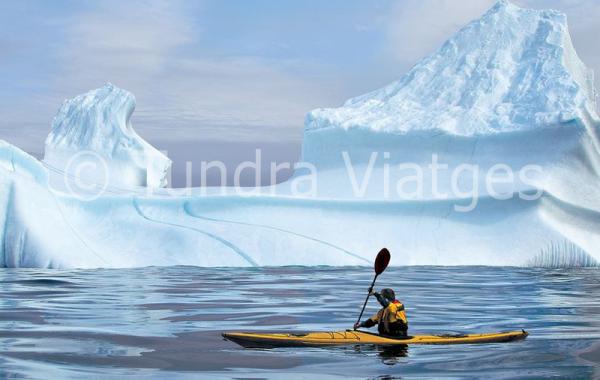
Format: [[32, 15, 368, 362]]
[[0, 1, 598, 268], [302, 0, 599, 200], [44, 83, 171, 189], [307, 1, 596, 137]]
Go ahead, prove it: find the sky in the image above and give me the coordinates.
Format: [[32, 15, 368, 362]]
[[1, 0, 599, 177]]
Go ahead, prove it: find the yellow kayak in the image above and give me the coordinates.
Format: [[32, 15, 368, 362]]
[[223, 329, 528, 348]]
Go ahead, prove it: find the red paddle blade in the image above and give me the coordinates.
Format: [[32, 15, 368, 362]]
[[374, 248, 391, 275]]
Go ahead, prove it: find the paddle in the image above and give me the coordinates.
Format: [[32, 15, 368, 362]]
[[354, 248, 391, 330]]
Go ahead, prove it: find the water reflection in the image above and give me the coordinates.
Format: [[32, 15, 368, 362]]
[[347, 344, 409, 365], [0, 266, 598, 378], [377, 345, 409, 365]]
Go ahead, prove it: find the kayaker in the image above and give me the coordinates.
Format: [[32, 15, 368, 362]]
[[353, 288, 408, 337]]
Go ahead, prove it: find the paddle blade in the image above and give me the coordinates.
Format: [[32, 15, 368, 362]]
[[374, 248, 391, 275]]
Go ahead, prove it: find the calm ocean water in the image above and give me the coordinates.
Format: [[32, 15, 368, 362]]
[[0, 266, 599, 379]]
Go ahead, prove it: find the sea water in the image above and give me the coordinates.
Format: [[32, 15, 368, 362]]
[[0, 266, 599, 379]]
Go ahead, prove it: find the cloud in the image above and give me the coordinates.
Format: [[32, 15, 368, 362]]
[[55, 0, 346, 144], [61, 1, 195, 75]]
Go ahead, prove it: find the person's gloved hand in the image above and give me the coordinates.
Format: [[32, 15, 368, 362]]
[[370, 291, 379, 297], [353, 322, 361, 330]]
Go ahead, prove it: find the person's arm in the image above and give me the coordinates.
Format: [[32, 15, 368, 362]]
[[359, 319, 377, 328], [354, 310, 381, 329], [373, 292, 390, 308]]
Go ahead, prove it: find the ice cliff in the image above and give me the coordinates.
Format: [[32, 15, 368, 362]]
[[0, 1, 598, 268], [44, 84, 171, 188]]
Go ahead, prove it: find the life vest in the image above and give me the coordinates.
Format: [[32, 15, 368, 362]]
[[382, 300, 407, 325], [372, 299, 408, 336]]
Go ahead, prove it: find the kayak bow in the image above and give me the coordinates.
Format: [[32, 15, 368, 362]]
[[222, 329, 528, 348]]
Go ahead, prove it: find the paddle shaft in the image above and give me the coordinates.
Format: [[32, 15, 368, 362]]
[[355, 274, 379, 328]]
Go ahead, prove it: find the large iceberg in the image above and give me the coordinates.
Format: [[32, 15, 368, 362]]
[[302, 0, 599, 200], [307, 1, 596, 136], [0, 1, 598, 268], [44, 84, 171, 189]]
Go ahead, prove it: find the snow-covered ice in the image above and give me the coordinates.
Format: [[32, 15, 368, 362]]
[[305, 0, 596, 136], [44, 83, 171, 189], [0, 1, 598, 268]]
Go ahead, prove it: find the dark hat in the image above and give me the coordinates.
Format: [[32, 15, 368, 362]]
[[380, 288, 395, 301]]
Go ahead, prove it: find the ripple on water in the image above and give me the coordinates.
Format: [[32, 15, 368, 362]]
[[0, 266, 598, 378]]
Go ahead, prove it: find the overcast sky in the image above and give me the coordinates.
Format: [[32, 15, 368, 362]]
[[1, 0, 599, 156]]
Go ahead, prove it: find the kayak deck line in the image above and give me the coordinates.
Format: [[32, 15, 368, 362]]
[[222, 329, 528, 348]]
